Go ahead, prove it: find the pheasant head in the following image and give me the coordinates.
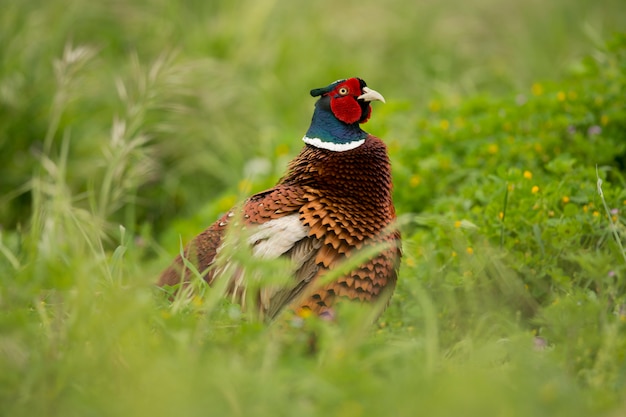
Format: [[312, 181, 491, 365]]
[[304, 77, 385, 152]]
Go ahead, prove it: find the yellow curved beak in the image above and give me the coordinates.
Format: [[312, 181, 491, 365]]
[[358, 86, 386, 103]]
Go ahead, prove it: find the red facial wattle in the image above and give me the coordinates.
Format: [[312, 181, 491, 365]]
[[329, 78, 368, 125], [330, 94, 363, 124]]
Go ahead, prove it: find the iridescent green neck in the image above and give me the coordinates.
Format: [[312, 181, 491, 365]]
[[303, 98, 367, 152]]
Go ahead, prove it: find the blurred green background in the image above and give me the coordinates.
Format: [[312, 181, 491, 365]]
[[2, 0, 624, 235], [2, 0, 626, 416]]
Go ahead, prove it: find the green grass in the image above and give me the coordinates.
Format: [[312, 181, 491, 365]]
[[2, 0, 626, 416]]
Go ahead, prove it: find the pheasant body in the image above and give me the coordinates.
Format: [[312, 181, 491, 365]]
[[159, 78, 401, 318]]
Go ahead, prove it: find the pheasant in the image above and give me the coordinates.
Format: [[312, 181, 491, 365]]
[[159, 77, 401, 319]]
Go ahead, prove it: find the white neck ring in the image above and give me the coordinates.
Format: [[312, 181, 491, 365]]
[[302, 136, 365, 152]]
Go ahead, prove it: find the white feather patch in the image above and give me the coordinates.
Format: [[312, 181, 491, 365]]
[[247, 214, 309, 259], [302, 136, 365, 152]]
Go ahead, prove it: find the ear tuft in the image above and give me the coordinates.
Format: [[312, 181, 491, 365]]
[[310, 79, 347, 97], [310, 87, 327, 97]]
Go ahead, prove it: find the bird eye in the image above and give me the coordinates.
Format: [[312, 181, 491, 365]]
[[338, 87, 349, 95]]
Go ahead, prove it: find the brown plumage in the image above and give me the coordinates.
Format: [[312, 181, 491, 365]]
[[159, 77, 401, 319]]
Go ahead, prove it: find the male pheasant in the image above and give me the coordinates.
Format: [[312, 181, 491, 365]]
[[159, 77, 401, 319]]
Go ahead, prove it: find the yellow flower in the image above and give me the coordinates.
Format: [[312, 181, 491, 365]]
[[487, 143, 499, 154], [238, 179, 253, 193], [192, 295, 203, 307], [454, 220, 462, 228], [531, 83, 543, 96], [409, 175, 421, 187], [439, 119, 450, 131], [593, 211, 600, 217], [275, 143, 290, 157], [428, 100, 441, 112], [601, 115, 609, 126], [297, 308, 313, 318], [531, 186, 540, 194], [218, 194, 237, 212], [466, 247, 474, 255], [523, 170, 533, 179], [562, 196, 570, 203], [557, 91, 566, 101], [498, 211, 504, 220]]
